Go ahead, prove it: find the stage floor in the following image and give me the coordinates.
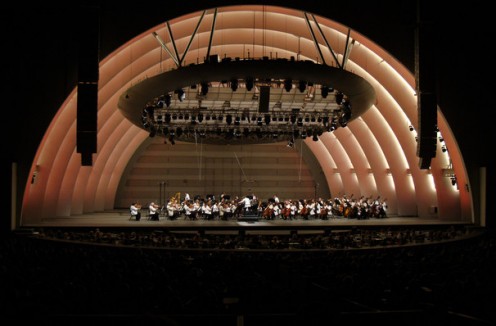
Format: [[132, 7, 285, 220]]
[[23, 210, 471, 232]]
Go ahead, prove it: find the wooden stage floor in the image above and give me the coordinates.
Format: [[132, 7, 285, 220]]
[[23, 210, 471, 232]]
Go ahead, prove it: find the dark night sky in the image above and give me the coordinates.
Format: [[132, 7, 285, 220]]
[[1, 1, 493, 203]]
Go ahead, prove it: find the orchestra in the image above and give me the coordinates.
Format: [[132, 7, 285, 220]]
[[128, 192, 389, 221]]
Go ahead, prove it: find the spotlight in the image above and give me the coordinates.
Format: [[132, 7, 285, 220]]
[[338, 116, 348, 128], [230, 78, 238, 92], [235, 116, 241, 125], [442, 146, 447, 153], [321, 85, 329, 98], [264, 114, 271, 125], [290, 114, 297, 124], [284, 78, 292, 92], [335, 92, 343, 105], [297, 117, 303, 127], [312, 134, 318, 141], [257, 116, 263, 126], [287, 139, 294, 148], [176, 89, 185, 101], [451, 176, 457, 186], [409, 125, 414, 131], [165, 94, 171, 107], [176, 127, 183, 137], [245, 77, 254, 91], [201, 82, 209, 96], [149, 128, 156, 138], [298, 80, 307, 93]]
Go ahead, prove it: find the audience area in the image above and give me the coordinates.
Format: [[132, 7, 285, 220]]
[[1, 225, 495, 326]]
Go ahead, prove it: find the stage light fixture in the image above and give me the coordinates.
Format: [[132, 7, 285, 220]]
[[284, 78, 292, 92], [264, 114, 271, 125], [230, 78, 238, 91], [321, 85, 329, 98], [245, 77, 254, 91], [201, 82, 209, 95], [176, 89, 185, 101], [298, 80, 307, 93]]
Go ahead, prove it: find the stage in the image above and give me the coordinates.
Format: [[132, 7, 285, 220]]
[[22, 209, 471, 233]]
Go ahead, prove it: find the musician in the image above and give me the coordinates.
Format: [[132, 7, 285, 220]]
[[203, 200, 213, 220], [299, 199, 308, 219], [149, 202, 160, 221], [272, 203, 281, 219], [239, 195, 252, 212], [166, 198, 177, 220], [183, 200, 193, 220], [307, 199, 316, 219], [325, 200, 334, 219], [290, 200, 297, 220], [130, 202, 141, 221], [281, 200, 291, 220], [263, 202, 274, 220]]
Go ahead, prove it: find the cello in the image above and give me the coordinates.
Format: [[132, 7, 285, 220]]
[[300, 200, 309, 220], [262, 203, 274, 220]]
